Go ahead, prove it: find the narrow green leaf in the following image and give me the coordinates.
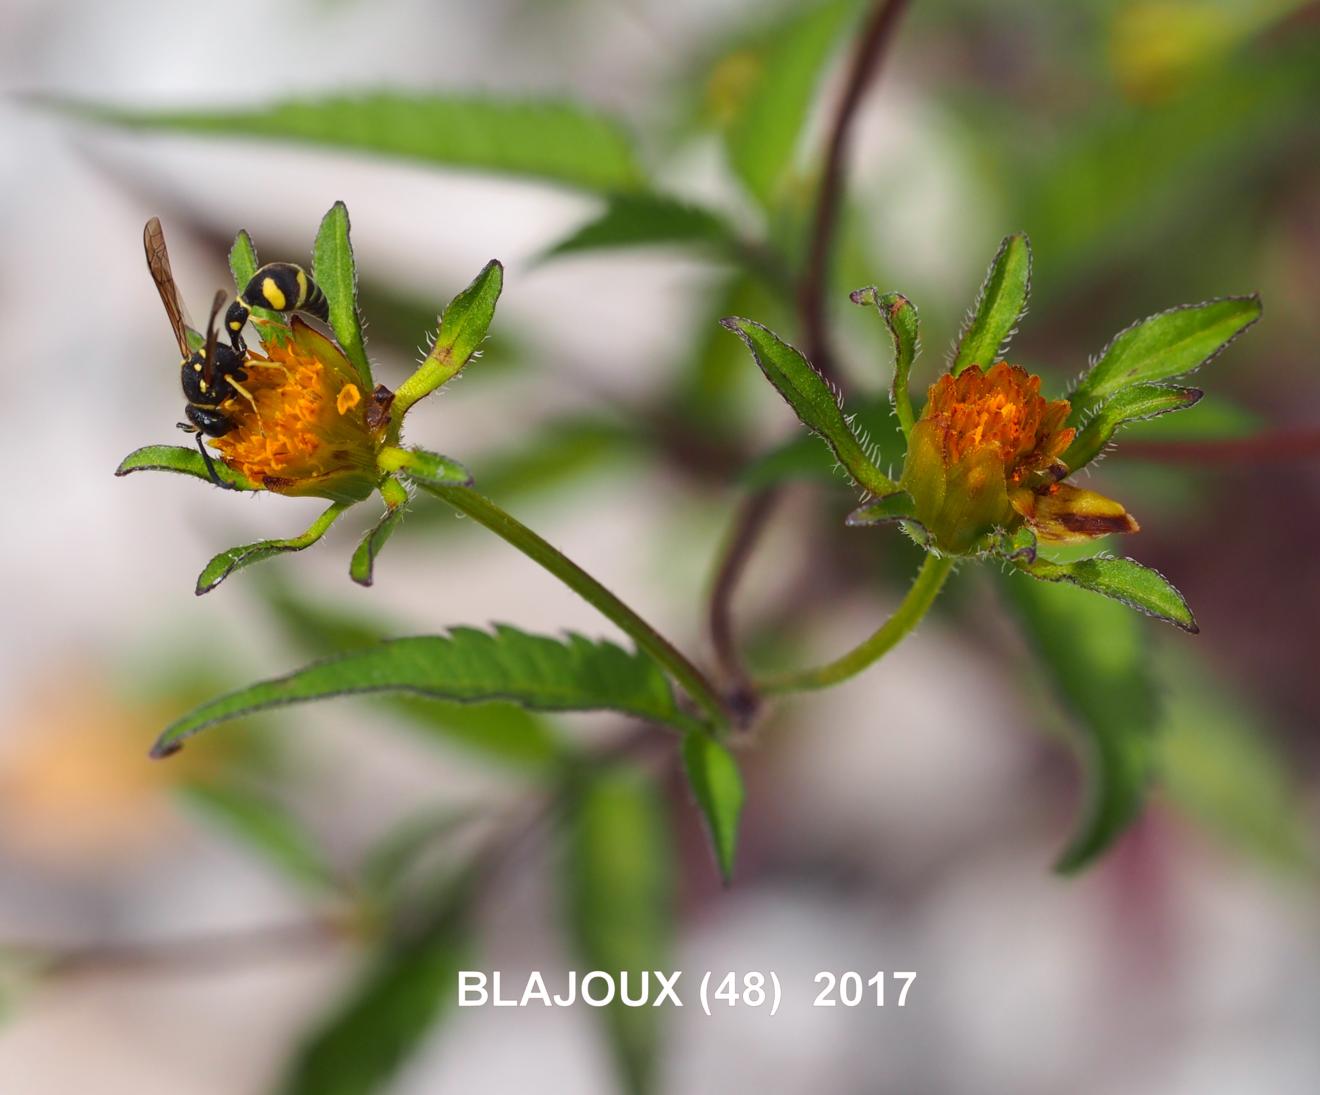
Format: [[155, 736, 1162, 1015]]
[[1016, 554, 1197, 633], [312, 202, 371, 387], [721, 0, 858, 208], [1064, 383, 1202, 471], [67, 92, 644, 193], [151, 626, 691, 757], [350, 504, 407, 587], [228, 229, 288, 341], [1002, 572, 1159, 872], [721, 317, 896, 495], [281, 884, 469, 1095], [851, 287, 919, 434], [1071, 295, 1261, 412], [394, 261, 503, 413], [380, 447, 473, 488], [195, 501, 349, 596], [951, 233, 1032, 376], [538, 192, 739, 261], [567, 770, 672, 1095], [179, 779, 338, 895], [116, 444, 257, 490], [845, 491, 916, 527], [681, 731, 745, 883]]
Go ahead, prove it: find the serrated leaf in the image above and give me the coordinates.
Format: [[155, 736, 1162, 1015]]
[[681, 731, 744, 883], [567, 770, 672, 1095], [952, 233, 1032, 376], [179, 779, 338, 896], [538, 192, 740, 262], [1017, 554, 1197, 633], [851, 287, 918, 434], [1003, 572, 1159, 872], [721, 317, 896, 495], [1070, 295, 1261, 413], [350, 503, 408, 587], [312, 201, 371, 387], [281, 882, 469, 1095], [720, 0, 858, 209], [228, 229, 288, 342], [195, 501, 349, 596], [151, 626, 694, 757], [394, 261, 503, 412], [70, 92, 644, 193], [1064, 383, 1202, 471], [116, 444, 257, 490]]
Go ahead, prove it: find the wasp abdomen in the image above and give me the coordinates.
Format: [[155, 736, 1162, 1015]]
[[225, 263, 329, 347]]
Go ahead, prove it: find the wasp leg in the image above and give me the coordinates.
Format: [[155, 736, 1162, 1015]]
[[244, 359, 292, 382], [225, 377, 267, 435], [178, 422, 235, 491]]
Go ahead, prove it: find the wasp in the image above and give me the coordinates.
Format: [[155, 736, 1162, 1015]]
[[224, 261, 329, 353]]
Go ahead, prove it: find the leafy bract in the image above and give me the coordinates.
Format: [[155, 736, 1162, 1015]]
[[722, 317, 896, 495], [349, 502, 408, 587], [1070, 295, 1261, 414], [951, 233, 1031, 376], [567, 770, 672, 1095], [681, 731, 745, 883], [195, 502, 349, 596], [116, 444, 257, 490], [312, 202, 372, 386], [1003, 570, 1160, 872], [1016, 554, 1197, 633], [70, 93, 644, 193], [1063, 384, 1202, 471], [151, 626, 692, 757], [851, 287, 919, 434]]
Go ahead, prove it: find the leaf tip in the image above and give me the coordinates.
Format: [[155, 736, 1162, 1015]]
[[150, 738, 184, 761]]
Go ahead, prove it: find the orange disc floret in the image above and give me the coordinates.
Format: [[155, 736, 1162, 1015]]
[[923, 362, 1074, 483], [210, 319, 380, 501]]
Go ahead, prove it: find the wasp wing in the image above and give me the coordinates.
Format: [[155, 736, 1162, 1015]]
[[143, 217, 197, 357], [201, 290, 227, 384]]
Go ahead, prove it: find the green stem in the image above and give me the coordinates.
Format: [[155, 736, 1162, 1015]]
[[760, 553, 954, 694], [420, 484, 730, 730]]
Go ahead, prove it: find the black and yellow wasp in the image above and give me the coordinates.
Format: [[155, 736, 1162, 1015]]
[[143, 217, 329, 487]]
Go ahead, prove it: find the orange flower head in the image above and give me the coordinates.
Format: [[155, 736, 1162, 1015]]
[[903, 361, 1137, 553], [210, 319, 381, 503]]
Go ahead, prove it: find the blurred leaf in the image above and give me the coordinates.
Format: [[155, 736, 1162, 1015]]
[[722, 317, 896, 495], [1064, 383, 1202, 470], [1016, 554, 1197, 633], [228, 229, 288, 341], [473, 416, 638, 502], [1002, 569, 1159, 872], [951, 233, 1032, 376], [1157, 654, 1318, 875], [179, 778, 339, 896], [539, 192, 741, 262], [281, 882, 469, 1095], [312, 201, 372, 386], [361, 806, 478, 904], [720, 0, 858, 208], [1070, 295, 1261, 413], [68, 93, 645, 192], [152, 626, 695, 757], [195, 502, 349, 596], [681, 731, 745, 883], [396, 261, 504, 409], [567, 769, 672, 1094], [349, 502, 408, 588], [116, 444, 257, 490], [851, 287, 919, 434]]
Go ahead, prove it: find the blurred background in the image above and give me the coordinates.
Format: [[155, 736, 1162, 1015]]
[[1, 0, 1318, 1092]]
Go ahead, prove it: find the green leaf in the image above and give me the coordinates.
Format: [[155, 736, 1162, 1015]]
[[71, 92, 644, 193], [116, 444, 257, 490], [851, 287, 918, 434], [1003, 572, 1159, 872], [381, 447, 473, 488], [349, 503, 408, 588], [721, 0, 858, 208], [195, 502, 349, 596], [178, 779, 338, 896], [360, 807, 478, 903], [721, 317, 896, 495], [951, 233, 1032, 376], [394, 261, 504, 413], [228, 229, 288, 342], [1070, 295, 1261, 412], [312, 201, 371, 387], [739, 397, 906, 490], [845, 491, 916, 527], [151, 626, 693, 757], [567, 769, 672, 1095], [681, 731, 744, 884], [538, 192, 740, 262], [1063, 383, 1202, 471], [281, 883, 469, 1095], [1016, 554, 1197, 633]]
